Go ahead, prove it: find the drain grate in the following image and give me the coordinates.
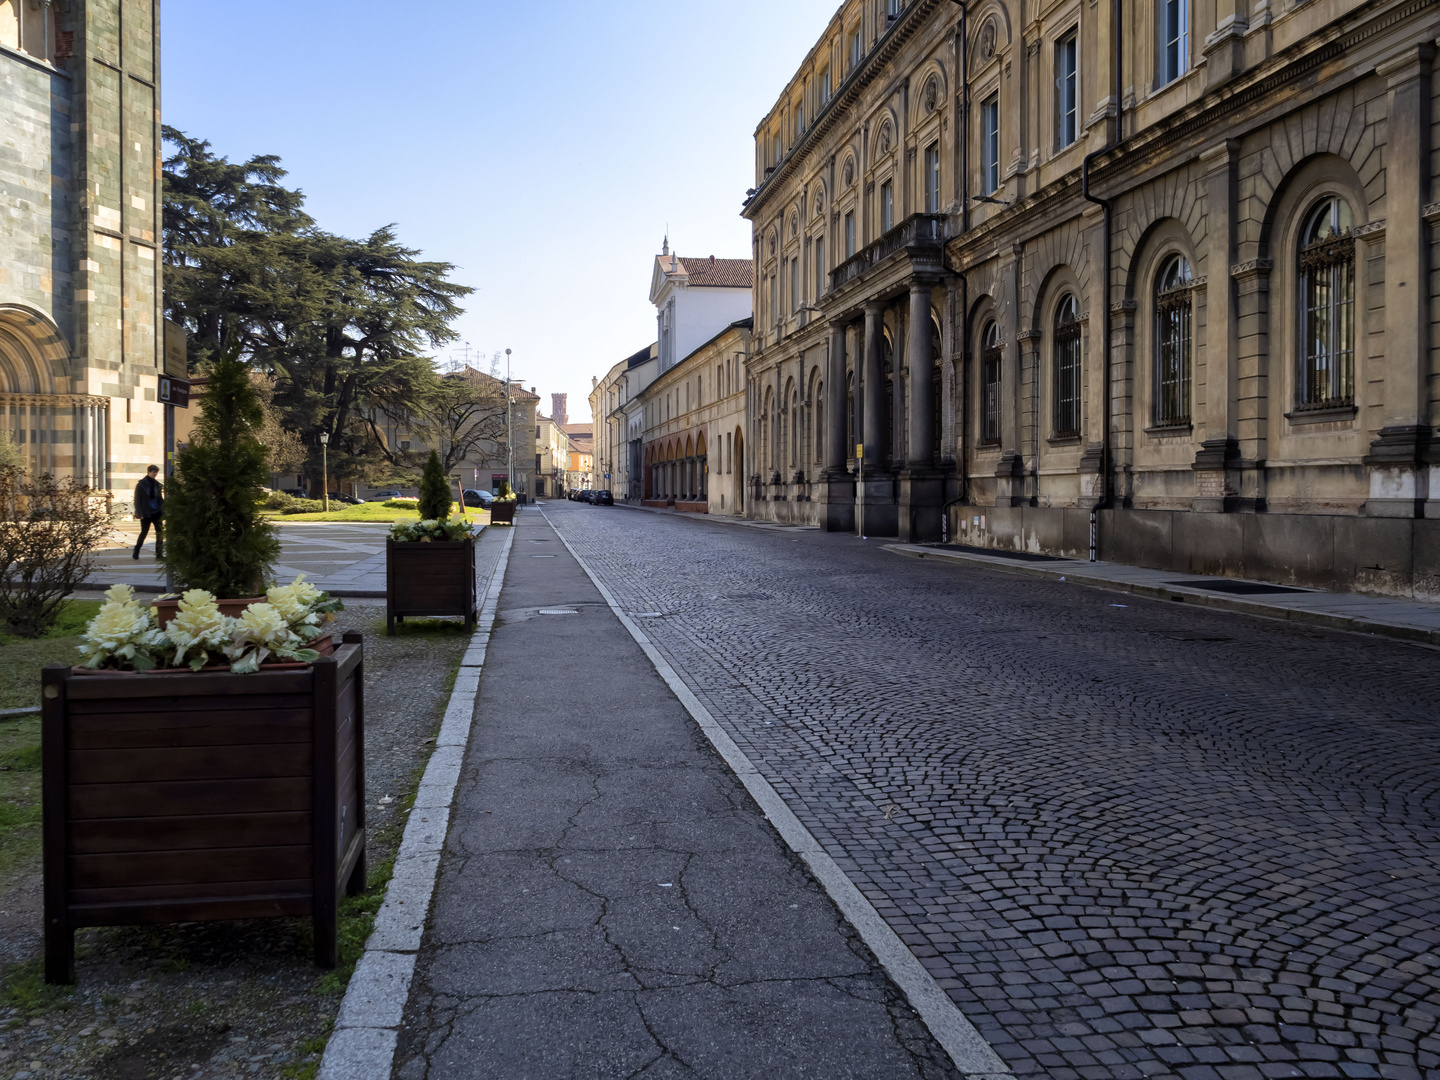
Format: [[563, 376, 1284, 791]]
[[934, 544, 1068, 563], [1164, 579, 1310, 595], [538, 609, 579, 616]]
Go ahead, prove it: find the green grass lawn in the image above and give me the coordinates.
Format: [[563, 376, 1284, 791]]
[[0, 600, 100, 711], [263, 503, 489, 525], [0, 601, 97, 891]]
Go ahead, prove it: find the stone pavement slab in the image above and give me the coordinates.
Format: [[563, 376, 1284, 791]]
[[393, 511, 961, 1080], [545, 501, 1440, 1080]]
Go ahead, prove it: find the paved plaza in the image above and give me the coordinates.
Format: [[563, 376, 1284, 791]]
[[89, 522, 393, 596], [528, 501, 1440, 1080]]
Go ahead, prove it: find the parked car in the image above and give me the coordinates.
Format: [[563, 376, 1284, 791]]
[[370, 490, 406, 502], [281, 488, 309, 499], [461, 488, 494, 509], [580, 489, 595, 504], [328, 492, 364, 505], [593, 490, 614, 505]]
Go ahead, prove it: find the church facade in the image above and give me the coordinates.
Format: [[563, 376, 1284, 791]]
[[742, 0, 1440, 597], [1, 0, 165, 502]]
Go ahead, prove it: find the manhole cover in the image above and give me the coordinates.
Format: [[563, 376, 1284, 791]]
[[539, 609, 579, 616]]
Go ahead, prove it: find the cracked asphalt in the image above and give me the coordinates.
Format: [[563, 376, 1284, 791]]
[[393, 512, 959, 1079], [529, 501, 1440, 1080]]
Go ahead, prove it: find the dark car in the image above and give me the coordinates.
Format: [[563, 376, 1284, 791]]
[[370, 490, 406, 502], [328, 492, 364, 505], [593, 490, 614, 505], [461, 488, 494, 509], [281, 488, 309, 499], [581, 489, 596, 504]]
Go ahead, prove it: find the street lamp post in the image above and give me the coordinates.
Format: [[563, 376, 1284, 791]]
[[505, 348, 515, 495], [319, 432, 330, 513]]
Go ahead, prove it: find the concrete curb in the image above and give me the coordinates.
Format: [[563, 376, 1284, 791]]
[[540, 506, 1015, 1080], [317, 527, 515, 1080], [883, 544, 1440, 648]]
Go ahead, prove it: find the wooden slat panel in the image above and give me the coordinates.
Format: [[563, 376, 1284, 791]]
[[69, 778, 311, 819], [69, 744, 313, 784], [68, 812, 311, 855], [65, 671, 314, 701], [70, 845, 312, 889], [70, 893, 312, 926], [69, 715, 312, 750], [68, 693, 312, 715], [69, 877, 311, 906]]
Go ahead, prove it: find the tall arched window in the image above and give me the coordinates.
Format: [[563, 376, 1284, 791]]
[[981, 321, 1002, 445], [789, 386, 800, 470], [1155, 255, 1193, 426], [931, 317, 943, 461], [1053, 296, 1082, 438], [846, 371, 856, 456], [1298, 198, 1355, 409]]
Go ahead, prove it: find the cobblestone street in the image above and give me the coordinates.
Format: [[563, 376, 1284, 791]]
[[543, 502, 1440, 1080]]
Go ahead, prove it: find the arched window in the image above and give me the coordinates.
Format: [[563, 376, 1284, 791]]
[[846, 371, 856, 455], [1298, 198, 1355, 409], [1053, 296, 1082, 438], [981, 321, 1002, 445], [1155, 255, 1193, 426], [789, 386, 800, 470], [815, 381, 824, 465], [931, 317, 943, 461]]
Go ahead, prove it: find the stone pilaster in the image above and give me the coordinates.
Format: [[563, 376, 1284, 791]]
[[1366, 46, 1434, 518], [1194, 141, 1241, 512]]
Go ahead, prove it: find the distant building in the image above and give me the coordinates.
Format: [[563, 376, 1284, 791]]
[[591, 344, 659, 503], [1, 0, 166, 504], [536, 412, 570, 498], [651, 243, 753, 375], [562, 423, 593, 491]]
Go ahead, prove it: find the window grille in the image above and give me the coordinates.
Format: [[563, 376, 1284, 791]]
[[1053, 296, 1082, 438], [1154, 256, 1193, 426], [981, 321, 1002, 445], [1298, 199, 1355, 409]]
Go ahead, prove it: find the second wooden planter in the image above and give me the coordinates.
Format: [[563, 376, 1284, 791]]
[[489, 501, 517, 525], [385, 538, 477, 635]]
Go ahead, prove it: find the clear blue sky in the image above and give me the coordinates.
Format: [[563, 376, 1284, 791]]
[[162, 0, 839, 424]]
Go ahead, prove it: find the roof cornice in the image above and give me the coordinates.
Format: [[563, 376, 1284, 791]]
[[743, 0, 947, 221]]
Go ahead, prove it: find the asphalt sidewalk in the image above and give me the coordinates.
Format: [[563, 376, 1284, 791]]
[[391, 512, 962, 1079]]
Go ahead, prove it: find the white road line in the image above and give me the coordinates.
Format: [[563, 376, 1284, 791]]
[[318, 526, 515, 1080], [539, 506, 1015, 1080]]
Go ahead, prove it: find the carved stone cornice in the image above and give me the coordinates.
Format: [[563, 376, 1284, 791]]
[[0, 392, 108, 409]]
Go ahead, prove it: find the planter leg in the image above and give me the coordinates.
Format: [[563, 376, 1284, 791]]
[[45, 922, 74, 985], [345, 848, 366, 898]]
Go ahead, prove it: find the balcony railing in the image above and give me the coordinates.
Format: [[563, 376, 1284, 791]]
[[829, 213, 947, 292]]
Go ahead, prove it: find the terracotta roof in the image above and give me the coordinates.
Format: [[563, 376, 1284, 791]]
[[675, 256, 753, 289]]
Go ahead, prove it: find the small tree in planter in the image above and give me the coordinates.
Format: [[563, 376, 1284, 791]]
[[385, 458, 476, 634], [162, 351, 281, 599], [490, 477, 518, 526], [417, 450, 453, 521]]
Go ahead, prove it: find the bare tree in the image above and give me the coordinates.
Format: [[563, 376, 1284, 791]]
[[405, 369, 510, 474]]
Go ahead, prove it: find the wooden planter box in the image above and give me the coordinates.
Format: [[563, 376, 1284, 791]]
[[490, 501, 517, 525], [385, 538, 476, 635], [41, 634, 367, 984]]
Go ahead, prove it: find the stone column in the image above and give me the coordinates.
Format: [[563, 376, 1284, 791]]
[[1193, 141, 1241, 512], [862, 302, 885, 463], [996, 246, 1026, 506], [1366, 45, 1435, 518], [825, 323, 848, 473], [907, 280, 936, 466]]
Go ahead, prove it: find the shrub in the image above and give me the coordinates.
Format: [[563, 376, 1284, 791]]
[[281, 500, 326, 515], [161, 350, 281, 597], [417, 451, 451, 521], [0, 470, 115, 637], [389, 518, 474, 543], [262, 491, 298, 511], [383, 498, 419, 510]]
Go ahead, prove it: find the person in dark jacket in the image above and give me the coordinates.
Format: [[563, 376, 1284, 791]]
[[133, 465, 164, 559]]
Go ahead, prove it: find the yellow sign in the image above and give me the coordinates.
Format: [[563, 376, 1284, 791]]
[[856, 443, 864, 458]]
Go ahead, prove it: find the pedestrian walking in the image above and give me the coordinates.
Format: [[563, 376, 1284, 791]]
[[133, 465, 164, 559]]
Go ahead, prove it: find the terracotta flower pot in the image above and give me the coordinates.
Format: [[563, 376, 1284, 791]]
[[150, 596, 264, 630]]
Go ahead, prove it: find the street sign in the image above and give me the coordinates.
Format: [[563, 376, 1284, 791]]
[[856, 443, 864, 458], [159, 375, 191, 409]]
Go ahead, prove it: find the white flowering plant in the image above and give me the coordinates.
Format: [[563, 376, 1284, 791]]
[[76, 585, 168, 672], [266, 573, 343, 644], [164, 589, 234, 671], [74, 575, 343, 674], [389, 518, 474, 543], [223, 602, 320, 674]]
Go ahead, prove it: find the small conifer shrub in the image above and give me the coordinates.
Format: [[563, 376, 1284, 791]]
[[417, 451, 452, 521], [161, 350, 281, 597]]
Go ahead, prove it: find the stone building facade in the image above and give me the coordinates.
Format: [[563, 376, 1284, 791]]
[[1, 0, 165, 502], [591, 343, 659, 503], [743, 0, 1440, 596], [641, 319, 752, 515]]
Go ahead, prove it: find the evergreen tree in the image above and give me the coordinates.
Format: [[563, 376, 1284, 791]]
[[162, 349, 281, 596], [418, 450, 451, 521]]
